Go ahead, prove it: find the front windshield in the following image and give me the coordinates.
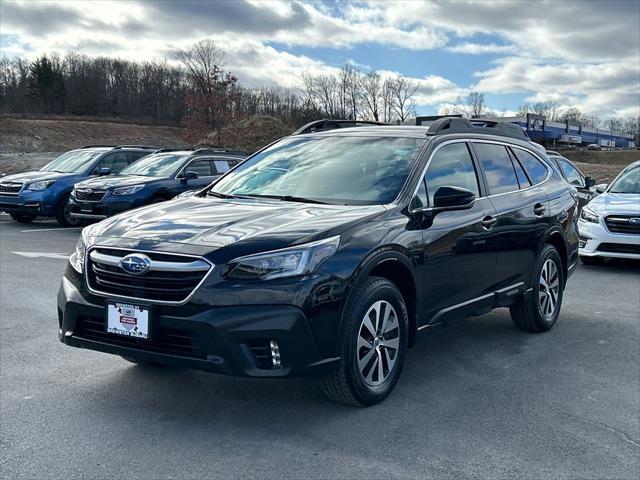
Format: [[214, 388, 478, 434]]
[[212, 136, 424, 205], [610, 165, 640, 194], [119, 153, 188, 177], [41, 150, 105, 173]]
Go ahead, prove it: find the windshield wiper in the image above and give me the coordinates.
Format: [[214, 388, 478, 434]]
[[240, 194, 329, 204], [208, 191, 237, 199]]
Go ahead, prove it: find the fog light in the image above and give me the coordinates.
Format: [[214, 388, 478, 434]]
[[269, 340, 281, 369]]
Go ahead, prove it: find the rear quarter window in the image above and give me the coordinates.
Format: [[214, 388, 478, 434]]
[[512, 149, 549, 185]]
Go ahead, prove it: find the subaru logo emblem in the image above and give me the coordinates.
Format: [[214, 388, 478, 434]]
[[85, 188, 92, 194], [629, 218, 640, 225], [120, 253, 151, 275]]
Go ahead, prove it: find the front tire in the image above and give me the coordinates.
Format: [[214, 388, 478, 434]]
[[320, 276, 408, 406], [56, 193, 82, 227], [9, 213, 36, 223], [510, 244, 564, 332]]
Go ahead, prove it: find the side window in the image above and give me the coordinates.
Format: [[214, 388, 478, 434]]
[[557, 158, 584, 186], [473, 143, 519, 195], [185, 160, 212, 177], [96, 152, 130, 174], [213, 159, 233, 175], [128, 151, 149, 163], [424, 143, 480, 205], [512, 149, 548, 185], [510, 151, 532, 189]]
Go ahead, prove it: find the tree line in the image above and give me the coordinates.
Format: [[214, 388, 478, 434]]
[[1, 41, 637, 144]]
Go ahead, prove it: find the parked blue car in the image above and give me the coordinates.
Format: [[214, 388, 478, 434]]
[[0, 145, 157, 226], [68, 148, 246, 221]]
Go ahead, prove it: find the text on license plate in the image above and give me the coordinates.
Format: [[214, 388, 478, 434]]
[[106, 302, 150, 339]]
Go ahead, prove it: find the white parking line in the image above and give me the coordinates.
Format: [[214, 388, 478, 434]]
[[20, 227, 83, 233], [12, 252, 70, 260]]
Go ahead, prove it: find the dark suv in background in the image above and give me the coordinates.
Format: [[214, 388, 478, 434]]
[[58, 118, 578, 406], [68, 148, 246, 221], [0, 145, 156, 226]]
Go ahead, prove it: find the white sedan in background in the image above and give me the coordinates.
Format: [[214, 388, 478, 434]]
[[578, 160, 640, 264]]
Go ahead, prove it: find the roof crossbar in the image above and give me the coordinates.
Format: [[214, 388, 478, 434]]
[[426, 117, 529, 141]]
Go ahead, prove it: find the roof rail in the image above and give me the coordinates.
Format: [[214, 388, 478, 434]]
[[191, 147, 248, 156], [114, 145, 159, 150], [293, 119, 389, 135], [426, 117, 529, 141], [152, 148, 181, 154], [81, 144, 115, 149]]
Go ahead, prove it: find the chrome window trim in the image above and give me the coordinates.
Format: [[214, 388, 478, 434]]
[[84, 246, 215, 306]]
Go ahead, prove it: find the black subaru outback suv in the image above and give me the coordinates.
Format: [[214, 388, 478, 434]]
[[58, 118, 579, 406]]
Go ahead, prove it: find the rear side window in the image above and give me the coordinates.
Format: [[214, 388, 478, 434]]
[[213, 159, 233, 175], [513, 149, 548, 185], [424, 143, 479, 205], [511, 153, 532, 189], [473, 143, 519, 195], [129, 151, 150, 162]]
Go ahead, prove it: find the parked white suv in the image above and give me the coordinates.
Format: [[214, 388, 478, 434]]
[[578, 160, 640, 264]]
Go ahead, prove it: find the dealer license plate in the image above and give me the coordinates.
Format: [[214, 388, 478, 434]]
[[106, 302, 150, 340]]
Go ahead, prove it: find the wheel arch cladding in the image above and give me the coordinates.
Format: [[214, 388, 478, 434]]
[[367, 259, 417, 347]]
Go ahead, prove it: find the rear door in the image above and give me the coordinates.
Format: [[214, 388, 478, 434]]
[[211, 158, 239, 177], [419, 141, 499, 322], [472, 142, 551, 288]]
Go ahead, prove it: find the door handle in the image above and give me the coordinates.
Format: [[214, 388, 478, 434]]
[[533, 203, 546, 216], [482, 215, 497, 230]]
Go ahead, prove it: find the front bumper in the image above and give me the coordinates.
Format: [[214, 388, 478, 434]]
[[57, 269, 340, 378], [68, 195, 136, 220], [578, 219, 640, 259], [0, 191, 47, 216]]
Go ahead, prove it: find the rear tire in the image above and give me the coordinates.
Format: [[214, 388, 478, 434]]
[[55, 193, 82, 227], [320, 276, 408, 406], [580, 255, 603, 266], [510, 244, 564, 333], [9, 213, 36, 223]]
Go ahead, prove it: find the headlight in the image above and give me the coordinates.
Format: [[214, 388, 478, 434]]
[[225, 236, 340, 280], [112, 184, 144, 195], [580, 206, 600, 223], [27, 180, 54, 191], [69, 229, 89, 273]]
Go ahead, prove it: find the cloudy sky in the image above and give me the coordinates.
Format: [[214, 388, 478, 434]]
[[1, 0, 639, 119]]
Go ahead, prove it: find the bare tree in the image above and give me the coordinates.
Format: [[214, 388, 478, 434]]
[[387, 76, 418, 123], [465, 91, 486, 117], [361, 71, 382, 121]]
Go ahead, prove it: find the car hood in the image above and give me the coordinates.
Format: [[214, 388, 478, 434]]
[[87, 196, 386, 254], [587, 192, 640, 216], [75, 175, 158, 189], [0, 171, 78, 184]]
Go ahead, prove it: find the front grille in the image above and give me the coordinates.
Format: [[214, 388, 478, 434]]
[[604, 216, 640, 235], [74, 315, 207, 359], [75, 188, 107, 202], [597, 243, 640, 255], [86, 248, 212, 303], [0, 182, 23, 196]]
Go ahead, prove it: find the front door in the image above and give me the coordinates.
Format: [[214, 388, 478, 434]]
[[418, 142, 499, 324]]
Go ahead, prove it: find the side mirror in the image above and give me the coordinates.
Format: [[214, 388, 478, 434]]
[[96, 167, 111, 176], [595, 183, 608, 194], [433, 186, 476, 210], [584, 176, 596, 188], [184, 171, 199, 180]]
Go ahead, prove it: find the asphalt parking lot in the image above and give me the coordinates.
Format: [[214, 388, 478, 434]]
[[1, 214, 638, 479]]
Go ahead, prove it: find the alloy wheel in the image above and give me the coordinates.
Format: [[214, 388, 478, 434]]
[[538, 258, 559, 318], [357, 300, 400, 386]]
